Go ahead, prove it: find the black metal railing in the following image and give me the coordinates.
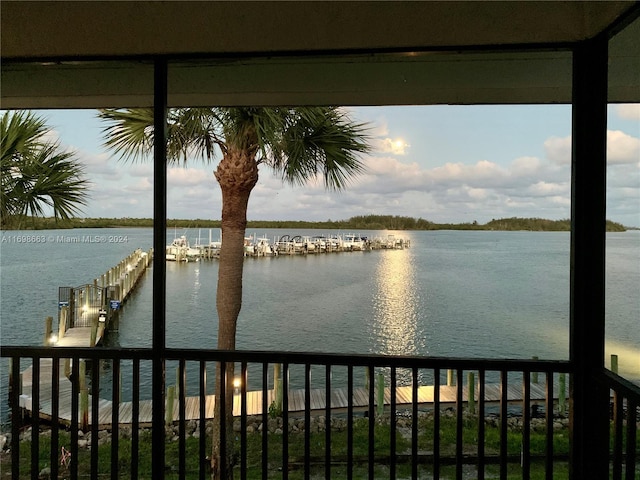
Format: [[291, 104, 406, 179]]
[[2, 346, 638, 479], [599, 368, 640, 480]]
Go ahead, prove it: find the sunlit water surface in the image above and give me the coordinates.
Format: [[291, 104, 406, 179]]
[[1, 228, 638, 422]]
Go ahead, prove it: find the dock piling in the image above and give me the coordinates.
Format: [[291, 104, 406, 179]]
[[273, 364, 283, 412], [59, 306, 68, 338], [468, 372, 476, 414], [447, 369, 455, 386], [166, 386, 175, 425], [610, 354, 619, 374], [558, 373, 566, 414], [44, 316, 53, 345]]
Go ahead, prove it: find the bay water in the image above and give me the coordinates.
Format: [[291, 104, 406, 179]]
[[1, 228, 638, 423]]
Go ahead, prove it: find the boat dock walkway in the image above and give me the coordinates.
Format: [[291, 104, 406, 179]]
[[19, 359, 565, 429], [16, 249, 155, 426], [53, 248, 153, 348]]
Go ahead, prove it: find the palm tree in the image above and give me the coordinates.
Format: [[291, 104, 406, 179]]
[[99, 106, 371, 478], [1, 111, 89, 228]]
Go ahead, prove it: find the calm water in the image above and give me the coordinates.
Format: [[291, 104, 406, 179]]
[[1, 228, 639, 421]]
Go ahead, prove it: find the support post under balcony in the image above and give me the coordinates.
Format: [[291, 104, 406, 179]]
[[569, 35, 610, 480], [152, 57, 168, 479]]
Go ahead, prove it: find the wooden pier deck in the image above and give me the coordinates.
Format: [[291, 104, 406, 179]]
[[54, 327, 97, 348], [20, 359, 565, 429], [53, 248, 152, 348]]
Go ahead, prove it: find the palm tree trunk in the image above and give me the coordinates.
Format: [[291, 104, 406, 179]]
[[211, 148, 258, 480]]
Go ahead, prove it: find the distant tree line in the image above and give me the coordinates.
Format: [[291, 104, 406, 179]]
[[2, 214, 628, 232]]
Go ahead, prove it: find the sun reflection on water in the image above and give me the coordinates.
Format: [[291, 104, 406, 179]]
[[371, 249, 422, 357]]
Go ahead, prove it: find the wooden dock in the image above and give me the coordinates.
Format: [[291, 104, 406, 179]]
[[19, 359, 565, 429], [17, 249, 155, 425], [53, 248, 152, 348]]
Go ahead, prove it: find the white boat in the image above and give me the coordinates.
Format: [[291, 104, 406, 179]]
[[301, 236, 317, 252], [166, 235, 188, 261], [326, 235, 343, 251], [243, 235, 276, 256], [275, 234, 300, 254], [309, 235, 328, 252], [372, 234, 410, 249], [254, 236, 276, 256], [342, 234, 367, 251], [166, 235, 199, 261]]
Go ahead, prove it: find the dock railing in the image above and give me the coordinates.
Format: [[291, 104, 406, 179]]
[[2, 346, 638, 479]]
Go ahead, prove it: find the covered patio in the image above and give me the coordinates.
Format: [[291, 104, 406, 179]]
[[2, 2, 639, 478]]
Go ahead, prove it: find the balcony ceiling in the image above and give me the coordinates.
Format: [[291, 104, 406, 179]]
[[1, 1, 639, 108]]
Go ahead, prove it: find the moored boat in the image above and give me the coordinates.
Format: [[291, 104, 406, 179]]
[[166, 235, 189, 261]]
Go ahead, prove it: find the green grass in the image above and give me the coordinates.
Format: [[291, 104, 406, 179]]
[[2, 417, 635, 479]]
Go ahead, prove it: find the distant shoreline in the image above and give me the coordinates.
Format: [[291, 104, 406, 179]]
[[1, 215, 631, 232]]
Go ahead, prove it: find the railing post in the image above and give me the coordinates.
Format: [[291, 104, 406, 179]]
[[10, 357, 21, 480], [80, 360, 88, 431], [468, 371, 475, 414], [376, 372, 385, 416], [69, 287, 75, 328]]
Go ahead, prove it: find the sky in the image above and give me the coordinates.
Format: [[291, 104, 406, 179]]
[[37, 104, 640, 227]]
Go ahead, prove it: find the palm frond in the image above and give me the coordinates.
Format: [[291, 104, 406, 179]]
[[1, 111, 49, 164], [1, 111, 89, 224], [98, 106, 371, 192], [98, 108, 155, 162], [15, 142, 89, 220], [268, 107, 371, 191], [99, 108, 223, 165]]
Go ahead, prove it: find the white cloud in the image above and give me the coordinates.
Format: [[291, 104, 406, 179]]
[[466, 187, 489, 200], [526, 181, 570, 197], [350, 156, 426, 193], [42, 128, 62, 145], [428, 160, 508, 188], [544, 136, 571, 165], [378, 138, 410, 155], [511, 156, 543, 176], [607, 130, 640, 164], [128, 164, 153, 177], [48, 106, 635, 226], [615, 104, 640, 121], [368, 118, 389, 138], [544, 130, 640, 166], [127, 178, 154, 194], [168, 167, 212, 187]]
